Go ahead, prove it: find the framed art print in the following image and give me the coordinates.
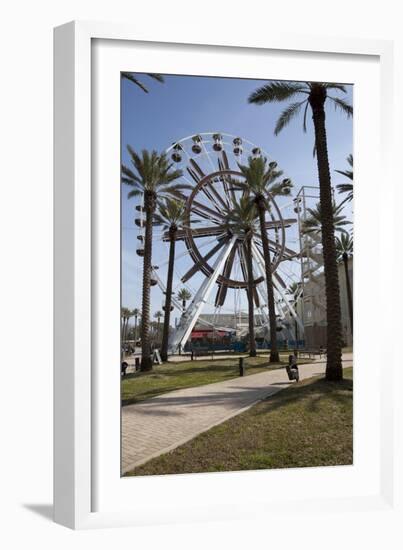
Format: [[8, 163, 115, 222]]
[[54, 21, 395, 529]]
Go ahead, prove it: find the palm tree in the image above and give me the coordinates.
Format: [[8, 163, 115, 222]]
[[177, 288, 192, 312], [249, 81, 353, 380], [121, 307, 134, 357], [286, 282, 300, 299], [154, 310, 163, 344], [237, 156, 293, 362], [132, 308, 140, 343], [121, 307, 130, 349], [153, 198, 187, 361], [336, 232, 353, 335], [122, 148, 189, 371], [302, 202, 351, 236], [122, 72, 164, 93], [335, 154, 353, 205], [223, 194, 260, 357]]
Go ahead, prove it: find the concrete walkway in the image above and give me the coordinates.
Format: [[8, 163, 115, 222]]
[[122, 353, 353, 474]]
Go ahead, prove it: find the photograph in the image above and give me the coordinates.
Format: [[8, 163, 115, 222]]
[[120, 72, 354, 477]]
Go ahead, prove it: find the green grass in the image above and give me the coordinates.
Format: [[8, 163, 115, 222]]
[[126, 367, 353, 476], [122, 354, 296, 405]]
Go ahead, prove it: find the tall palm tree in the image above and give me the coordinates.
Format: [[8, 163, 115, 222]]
[[335, 232, 353, 335], [122, 72, 164, 93], [122, 148, 189, 371], [237, 156, 293, 362], [249, 81, 353, 380], [335, 154, 353, 205], [177, 288, 192, 312], [153, 198, 187, 361], [302, 202, 351, 236], [132, 308, 140, 343], [223, 194, 260, 357]]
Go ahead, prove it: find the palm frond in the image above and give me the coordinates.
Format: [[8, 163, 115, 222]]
[[328, 96, 353, 118], [147, 73, 164, 83], [122, 72, 149, 93], [127, 189, 142, 198], [248, 82, 308, 105], [322, 83, 347, 93], [302, 101, 309, 132], [275, 101, 307, 135], [335, 169, 353, 180]]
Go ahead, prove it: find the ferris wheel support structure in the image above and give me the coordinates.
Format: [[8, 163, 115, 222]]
[[168, 235, 237, 353], [251, 241, 304, 333]]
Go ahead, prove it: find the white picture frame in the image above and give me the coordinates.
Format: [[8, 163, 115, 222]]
[[54, 20, 396, 530]]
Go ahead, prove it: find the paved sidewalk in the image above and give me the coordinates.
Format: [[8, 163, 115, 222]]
[[122, 353, 353, 474]]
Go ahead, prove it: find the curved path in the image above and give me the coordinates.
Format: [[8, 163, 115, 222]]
[[122, 353, 353, 474]]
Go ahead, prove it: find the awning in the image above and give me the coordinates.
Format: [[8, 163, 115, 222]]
[[191, 330, 231, 338]]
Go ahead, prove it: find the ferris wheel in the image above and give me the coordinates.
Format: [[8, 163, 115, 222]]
[[135, 132, 304, 352]]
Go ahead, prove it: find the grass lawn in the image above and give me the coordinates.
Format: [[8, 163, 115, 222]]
[[122, 354, 295, 405], [126, 367, 353, 476], [122, 355, 296, 405]]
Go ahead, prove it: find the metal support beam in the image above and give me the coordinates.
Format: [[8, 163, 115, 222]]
[[168, 236, 237, 352], [251, 241, 304, 333]]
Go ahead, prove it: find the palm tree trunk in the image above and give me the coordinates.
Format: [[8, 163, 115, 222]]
[[343, 253, 353, 335], [246, 237, 257, 357], [257, 200, 279, 362], [161, 229, 176, 361], [140, 191, 155, 371], [310, 95, 343, 380], [134, 316, 138, 343]]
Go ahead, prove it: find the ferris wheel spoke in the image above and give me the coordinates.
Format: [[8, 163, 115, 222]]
[[216, 158, 232, 207], [214, 243, 237, 307], [191, 200, 226, 223], [181, 236, 230, 282], [220, 149, 238, 205], [238, 242, 248, 285], [253, 286, 260, 308], [274, 271, 287, 289], [169, 225, 227, 242], [254, 238, 280, 259], [189, 158, 228, 211], [237, 244, 261, 308]]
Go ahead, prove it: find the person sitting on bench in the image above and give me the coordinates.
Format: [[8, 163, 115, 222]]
[[286, 353, 300, 382]]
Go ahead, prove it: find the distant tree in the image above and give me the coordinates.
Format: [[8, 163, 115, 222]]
[[177, 288, 192, 312], [154, 310, 163, 343], [132, 308, 140, 342], [302, 202, 351, 236], [154, 198, 187, 361], [335, 232, 353, 334], [335, 154, 353, 205]]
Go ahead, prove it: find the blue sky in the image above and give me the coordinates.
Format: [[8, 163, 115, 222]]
[[121, 74, 353, 320]]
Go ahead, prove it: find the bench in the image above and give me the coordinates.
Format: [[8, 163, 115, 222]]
[[298, 348, 326, 360]]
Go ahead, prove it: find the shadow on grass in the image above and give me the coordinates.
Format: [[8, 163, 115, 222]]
[[253, 376, 353, 417]]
